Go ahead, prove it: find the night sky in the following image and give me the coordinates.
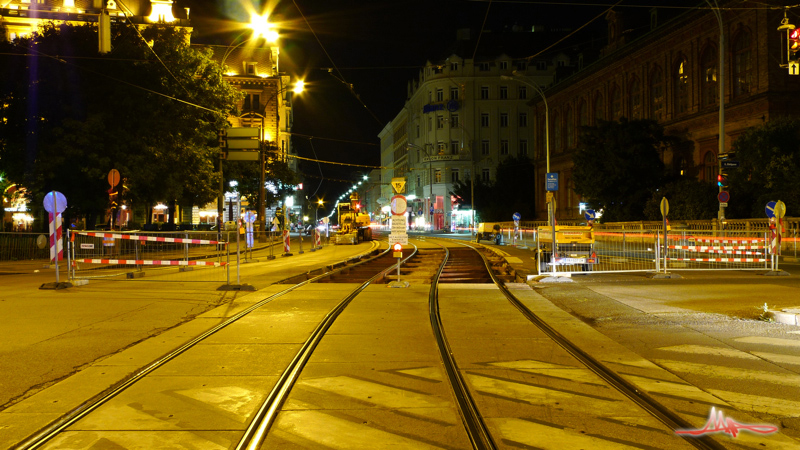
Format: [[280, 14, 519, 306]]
[[184, 0, 659, 210]]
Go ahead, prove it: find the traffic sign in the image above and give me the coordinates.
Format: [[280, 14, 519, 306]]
[[512, 212, 521, 222], [43, 191, 67, 214], [391, 178, 407, 194], [546, 173, 559, 191], [775, 200, 786, 219], [718, 191, 730, 203], [390, 195, 407, 216], [766, 201, 777, 218], [108, 169, 120, 187], [659, 197, 669, 217], [721, 160, 740, 169], [584, 209, 596, 221]]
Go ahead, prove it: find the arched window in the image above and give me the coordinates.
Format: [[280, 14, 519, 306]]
[[610, 85, 622, 120], [650, 66, 664, 121], [593, 93, 604, 123], [578, 100, 588, 127], [565, 107, 574, 148], [552, 110, 561, 152], [733, 29, 753, 97], [629, 77, 642, 119], [701, 46, 718, 107], [674, 57, 689, 115]]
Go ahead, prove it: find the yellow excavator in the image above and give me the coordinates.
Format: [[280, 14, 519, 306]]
[[335, 193, 373, 244]]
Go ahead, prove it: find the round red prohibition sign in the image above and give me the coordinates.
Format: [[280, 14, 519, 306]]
[[718, 191, 730, 203], [390, 195, 407, 215]]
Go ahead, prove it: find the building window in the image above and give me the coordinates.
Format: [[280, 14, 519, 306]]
[[704, 151, 717, 182], [536, 61, 546, 71], [451, 114, 459, 128], [243, 93, 260, 111], [481, 113, 490, 127], [482, 168, 490, 181], [578, 100, 588, 127], [565, 107, 574, 148], [519, 140, 528, 156], [479, 62, 490, 71], [437, 141, 446, 154], [610, 86, 622, 120], [437, 115, 444, 129], [450, 62, 458, 71], [480, 86, 489, 99], [500, 113, 509, 127], [450, 140, 459, 154], [246, 62, 257, 75], [552, 111, 561, 151], [434, 169, 442, 183], [650, 66, 664, 121], [451, 169, 460, 183], [500, 140, 509, 155], [630, 78, 642, 119], [519, 112, 528, 127], [516, 60, 527, 70], [450, 87, 459, 100], [481, 140, 490, 155], [417, 175, 421, 187], [593, 94, 604, 123], [674, 57, 689, 115], [701, 46, 718, 107], [436, 88, 443, 102], [733, 30, 753, 97], [500, 61, 508, 70], [499, 86, 508, 99], [519, 86, 527, 100]]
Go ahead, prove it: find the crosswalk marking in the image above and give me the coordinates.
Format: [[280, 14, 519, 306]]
[[492, 417, 652, 449], [752, 351, 800, 366], [706, 389, 800, 422], [395, 367, 444, 382], [298, 376, 456, 422], [620, 374, 724, 405], [656, 344, 760, 360], [653, 360, 800, 386], [735, 336, 800, 348], [274, 409, 448, 449], [489, 360, 607, 385]]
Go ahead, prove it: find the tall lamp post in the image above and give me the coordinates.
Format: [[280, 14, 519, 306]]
[[407, 143, 435, 231], [705, 0, 726, 225], [501, 73, 551, 226]]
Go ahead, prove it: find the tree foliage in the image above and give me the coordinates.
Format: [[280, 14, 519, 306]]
[[450, 154, 536, 222], [573, 119, 678, 222], [726, 117, 800, 218], [0, 22, 240, 228], [643, 178, 718, 221]]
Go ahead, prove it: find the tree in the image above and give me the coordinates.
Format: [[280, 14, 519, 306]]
[[643, 179, 718, 221], [573, 119, 672, 222], [450, 155, 536, 222], [726, 117, 800, 218], [0, 22, 240, 229]]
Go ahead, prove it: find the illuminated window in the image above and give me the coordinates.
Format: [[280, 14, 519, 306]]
[[701, 47, 718, 107], [674, 57, 689, 114]]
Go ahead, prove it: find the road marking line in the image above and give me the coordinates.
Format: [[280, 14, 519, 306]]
[[395, 367, 444, 382], [489, 360, 607, 385], [752, 351, 800, 366], [620, 374, 723, 405], [707, 389, 800, 419], [735, 336, 800, 348], [655, 344, 760, 360], [653, 360, 800, 386], [492, 417, 653, 449]]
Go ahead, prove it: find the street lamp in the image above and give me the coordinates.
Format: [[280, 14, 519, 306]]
[[408, 142, 435, 231], [705, 0, 726, 224], [500, 73, 551, 224]]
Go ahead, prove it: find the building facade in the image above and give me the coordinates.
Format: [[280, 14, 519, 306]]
[[528, 3, 800, 220], [382, 43, 560, 230]]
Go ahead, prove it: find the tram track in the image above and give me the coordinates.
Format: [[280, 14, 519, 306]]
[[14, 236, 737, 449]]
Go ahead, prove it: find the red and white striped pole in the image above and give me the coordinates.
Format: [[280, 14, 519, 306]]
[[282, 229, 292, 256], [315, 229, 321, 249]]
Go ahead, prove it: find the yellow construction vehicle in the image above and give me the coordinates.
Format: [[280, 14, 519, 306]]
[[537, 225, 597, 273], [335, 193, 373, 244]]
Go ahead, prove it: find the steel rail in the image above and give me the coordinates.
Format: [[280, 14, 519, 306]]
[[235, 242, 420, 450], [467, 241, 727, 450], [428, 243, 498, 450], [17, 241, 389, 450]]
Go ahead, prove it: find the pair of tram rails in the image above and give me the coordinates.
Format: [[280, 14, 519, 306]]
[[19, 238, 724, 450]]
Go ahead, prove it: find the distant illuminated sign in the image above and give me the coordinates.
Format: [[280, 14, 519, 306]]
[[423, 100, 460, 113]]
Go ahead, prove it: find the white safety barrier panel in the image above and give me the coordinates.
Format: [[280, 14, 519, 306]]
[[664, 231, 769, 271], [70, 231, 230, 283]]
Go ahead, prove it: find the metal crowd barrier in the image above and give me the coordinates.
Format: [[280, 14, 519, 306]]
[[70, 231, 230, 283], [662, 230, 769, 271]]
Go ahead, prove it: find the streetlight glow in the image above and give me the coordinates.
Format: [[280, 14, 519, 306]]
[[293, 80, 305, 94], [249, 14, 279, 42]]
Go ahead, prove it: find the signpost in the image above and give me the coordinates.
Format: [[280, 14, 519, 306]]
[[545, 173, 559, 191], [389, 181, 409, 247], [660, 197, 669, 273], [41, 191, 71, 289]]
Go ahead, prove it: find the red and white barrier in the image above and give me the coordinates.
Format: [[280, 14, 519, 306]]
[[668, 257, 767, 263], [668, 245, 766, 251], [76, 231, 220, 245], [74, 258, 225, 267], [49, 213, 64, 262], [314, 230, 321, 248], [283, 229, 291, 253]]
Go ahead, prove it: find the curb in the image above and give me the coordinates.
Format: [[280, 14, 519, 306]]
[[765, 308, 800, 326]]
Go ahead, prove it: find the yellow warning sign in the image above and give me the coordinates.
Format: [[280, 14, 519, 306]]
[[391, 177, 406, 194]]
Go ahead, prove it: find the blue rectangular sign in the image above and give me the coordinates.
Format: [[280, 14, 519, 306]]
[[546, 173, 559, 191]]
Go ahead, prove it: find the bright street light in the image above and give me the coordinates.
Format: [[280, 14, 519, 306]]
[[249, 14, 279, 43]]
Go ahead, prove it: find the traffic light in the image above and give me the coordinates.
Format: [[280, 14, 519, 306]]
[[717, 171, 728, 188], [790, 28, 800, 60], [393, 243, 402, 258]]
